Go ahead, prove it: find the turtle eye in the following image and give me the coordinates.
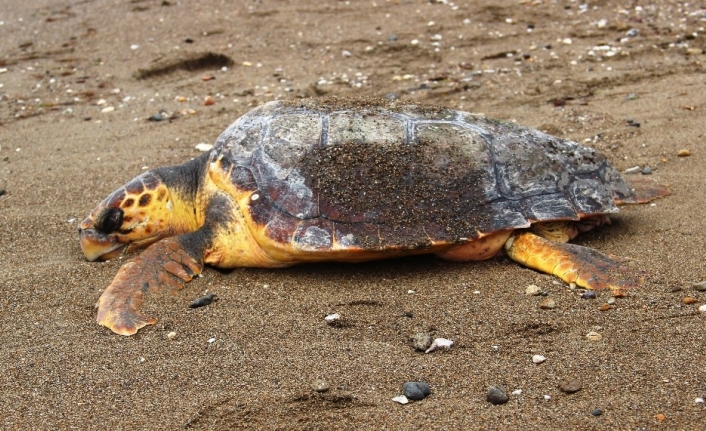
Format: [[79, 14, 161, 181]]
[[94, 208, 124, 234]]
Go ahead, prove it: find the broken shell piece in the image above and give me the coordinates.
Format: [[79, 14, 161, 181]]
[[392, 395, 409, 404], [324, 313, 340, 324], [425, 337, 454, 353]]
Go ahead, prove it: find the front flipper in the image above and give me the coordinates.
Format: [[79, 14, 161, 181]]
[[96, 238, 203, 335], [504, 231, 642, 294]]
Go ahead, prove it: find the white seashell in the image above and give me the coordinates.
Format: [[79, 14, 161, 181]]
[[532, 354, 547, 364], [425, 338, 453, 353], [511, 389, 523, 395], [391, 395, 409, 404], [324, 313, 340, 323], [195, 143, 213, 152]]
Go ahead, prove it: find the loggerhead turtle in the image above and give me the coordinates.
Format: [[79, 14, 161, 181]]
[[79, 97, 668, 335]]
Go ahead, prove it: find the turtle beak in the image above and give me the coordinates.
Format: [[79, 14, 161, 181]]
[[79, 226, 126, 262]]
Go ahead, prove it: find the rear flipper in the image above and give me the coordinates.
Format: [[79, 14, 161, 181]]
[[96, 238, 203, 335], [504, 231, 642, 294]]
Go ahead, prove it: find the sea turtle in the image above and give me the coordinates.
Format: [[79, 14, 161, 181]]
[[79, 97, 668, 335]]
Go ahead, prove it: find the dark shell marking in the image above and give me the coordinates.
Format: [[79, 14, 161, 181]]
[[211, 99, 634, 252]]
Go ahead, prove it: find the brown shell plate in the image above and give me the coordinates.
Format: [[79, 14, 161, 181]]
[[210, 97, 634, 251]]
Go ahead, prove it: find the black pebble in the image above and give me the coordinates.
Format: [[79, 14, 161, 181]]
[[581, 290, 596, 299], [591, 408, 603, 417], [0, 189, 5, 197], [402, 381, 431, 400], [486, 386, 509, 405], [189, 293, 217, 308], [184, 37, 194, 43]]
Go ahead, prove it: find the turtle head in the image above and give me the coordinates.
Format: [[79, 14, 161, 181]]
[[79, 171, 185, 261]]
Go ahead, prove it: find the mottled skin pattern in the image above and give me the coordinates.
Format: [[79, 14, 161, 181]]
[[80, 97, 668, 336]]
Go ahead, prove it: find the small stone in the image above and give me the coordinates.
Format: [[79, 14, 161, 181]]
[[391, 395, 409, 404], [204, 96, 215, 106], [655, 413, 666, 421], [699, 305, 706, 313], [581, 290, 596, 299], [693, 281, 706, 291], [695, 397, 705, 404], [607, 298, 616, 305], [166, 331, 177, 340], [195, 143, 213, 152], [425, 337, 453, 353], [591, 408, 603, 416], [599, 304, 612, 311], [324, 313, 340, 324], [585, 331, 602, 342], [677, 149, 691, 157], [101, 106, 115, 113], [189, 293, 216, 308], [641, 166, 652, 175], [486, 386, 509, 405], [624, 166, 641, 174], [311, 379, 329, 393], [671, 286, 683, 292], [412, 332, 432, 352], [532, 354, 547, 364], [525, 284, 541, 296], [147, 110, 169, 122], [558, 378, 583, 394], [613, 290, 627, 298], [683, 297, 698, 305], [539, 297, 556, 309], [402, 382, 431, 400]]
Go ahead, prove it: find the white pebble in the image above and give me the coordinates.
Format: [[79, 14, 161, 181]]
[[511, 389, 523, 395], [425, 338, 453, 353], [167, 331, 177, 340], [585, 331, 603, 342], [544, 394, 551, 401], [341, 50, 352, 57], [532, 354, 547, 364], [101, 106, 115, 113], [96, 99, 106, 106], [195, 143, 213, 152], [696, 397, 705, 404], [699, 305, 706, 313], [392, 395, 409, 404], [207, 337, 216, 344], [324, 313, 340, 323], [525, 284, 541, 296], [130, 44, 139, 50]]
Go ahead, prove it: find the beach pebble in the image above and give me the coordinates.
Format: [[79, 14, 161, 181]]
[[699, 305, 706, 313], [486, 386, 509, 405], [683, 297, 698, 305], [599, 304, 612, 311], [403, 381, 431, 400], [591, 408, 603, 416], [391, 395, 409, 404], [166, 331, 177, 340], [195, 143, 213, 152], [324, 313, 340, 324], [412, 332, 432, 352], [606, 298, 616, 305], [624, 166, 641, 174], [189, 293, 216, 308], [204, 96, 215, 106], [525, 284, 541, 296], [671, 286, 682, 292], [311, 379, 329, 393], [677, 149, 691, 157], [539, 297, 556, 309], [693, 281, 706, 291], [585, 331, 603, 341], [558, 378, 583, 394], [425, 337, 453, 353], [581, 290, 596, 299], [695, 397, 705, 404], [532, 354, 547, 364], [655, 413, 666, 421], [101, 106, 115, 113], [641, 166, 652, 175]]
